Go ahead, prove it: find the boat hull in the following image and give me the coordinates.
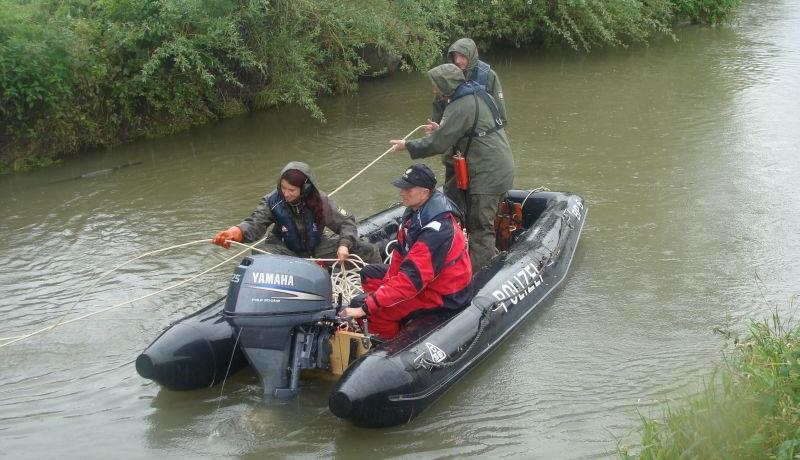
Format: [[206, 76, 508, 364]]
[[135, 297, 248, 390], [136, 190, 586, 427], [329, 191, 586, 427]]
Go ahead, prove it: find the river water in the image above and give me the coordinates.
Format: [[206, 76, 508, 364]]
[[2, 1, 799, 458]]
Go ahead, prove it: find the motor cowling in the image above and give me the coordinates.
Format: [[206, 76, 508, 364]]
[[223, 254, 336, 398]]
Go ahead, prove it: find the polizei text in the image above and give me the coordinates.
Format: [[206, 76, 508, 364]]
[[490, 262, 543, 312]]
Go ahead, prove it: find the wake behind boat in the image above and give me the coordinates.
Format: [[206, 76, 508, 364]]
[[135, 189, 586, 427]]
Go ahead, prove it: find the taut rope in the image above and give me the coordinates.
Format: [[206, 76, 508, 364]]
[[1, 125, 428, 348], [328, 125, 426, 196]]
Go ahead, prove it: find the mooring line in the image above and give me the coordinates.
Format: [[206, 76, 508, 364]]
[[327, 124, 426, 196], [0, 238, 268, 348], [209, 327, 243, 439], [1, 125, 426, 348]]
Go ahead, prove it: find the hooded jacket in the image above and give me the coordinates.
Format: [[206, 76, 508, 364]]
[[408, 64, 515, 195], [237, 161, 358, 255], [431, 38, 506, 124]]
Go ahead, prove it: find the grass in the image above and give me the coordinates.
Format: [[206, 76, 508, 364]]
[[620, 312, 800, 459]]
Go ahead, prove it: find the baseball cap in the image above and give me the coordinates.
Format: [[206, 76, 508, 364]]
[[392, 164, 437, 190]]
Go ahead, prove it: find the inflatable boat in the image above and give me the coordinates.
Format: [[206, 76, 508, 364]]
[[135, 189, 586, 427]]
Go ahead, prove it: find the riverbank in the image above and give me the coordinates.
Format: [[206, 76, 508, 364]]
[[0, 0, 740, 173], [620, 314, 800, 458]]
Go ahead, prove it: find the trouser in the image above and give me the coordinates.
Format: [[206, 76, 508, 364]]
[[262, 234, 381, 263], [444, 176, 501, 272], [357, 264, 436, 338]]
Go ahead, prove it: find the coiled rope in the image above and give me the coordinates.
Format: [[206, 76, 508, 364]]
[[326, 255, 367, 305], [0, 125, 427, 348]]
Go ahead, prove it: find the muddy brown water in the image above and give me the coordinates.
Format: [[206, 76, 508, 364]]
[[2, 1, 799, 457]]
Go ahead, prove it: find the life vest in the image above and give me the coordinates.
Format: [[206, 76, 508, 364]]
[[397, 192, 462, 256], [267, 192, 322, 254], [472, 60, 491, 88], [449, 81, 506, 157]]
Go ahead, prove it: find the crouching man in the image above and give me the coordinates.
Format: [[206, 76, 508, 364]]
[[342, 164, 473, 339]]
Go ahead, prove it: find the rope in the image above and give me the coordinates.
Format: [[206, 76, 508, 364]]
[[414, 307, 492, 370], [328, 125, 426, 196], [50, 239, 209, 330], [1, 125, 426, 347], [0, 237, 268, 348], [209, 327, 243, 438], [520, 186, 550, 210], [383, 239, 397, 264], [0, 239, 214, 343], [311, 255, 366, 305]]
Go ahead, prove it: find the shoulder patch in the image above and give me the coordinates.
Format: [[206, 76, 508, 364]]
[[497, 91, 504, 99], [339, 207, 348, 216], [424, 221, 442, 231]]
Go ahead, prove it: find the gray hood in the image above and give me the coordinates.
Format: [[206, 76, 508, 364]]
[[427, 63, 466, 97], [448, 38, 479, 73], [277, 161, 319, 191]]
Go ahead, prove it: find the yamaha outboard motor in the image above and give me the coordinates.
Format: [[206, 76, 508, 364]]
[[223, 254, 336, 398]]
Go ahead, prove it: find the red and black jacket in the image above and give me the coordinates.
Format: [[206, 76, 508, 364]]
[[364, 191, 473, 314]]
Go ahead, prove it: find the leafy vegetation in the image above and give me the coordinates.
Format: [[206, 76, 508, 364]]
[[0, 0, 740, 173], [621, 314, 800, 459]]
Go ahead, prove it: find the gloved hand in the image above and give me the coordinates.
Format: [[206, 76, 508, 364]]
[[212, 226, 243, 249], [342, 292, 368, 318], [350, 292, 367, 308]]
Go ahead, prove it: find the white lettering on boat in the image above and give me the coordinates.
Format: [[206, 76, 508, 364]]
[[570, 200, 584, 220], [490, 262, 543, 312], [251, 272, 295, 286]]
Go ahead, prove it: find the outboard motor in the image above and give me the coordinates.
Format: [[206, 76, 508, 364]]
[[224, 254, 337, 398]]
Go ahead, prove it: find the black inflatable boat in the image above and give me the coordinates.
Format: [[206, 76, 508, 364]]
[[136, 189, 586, 427]]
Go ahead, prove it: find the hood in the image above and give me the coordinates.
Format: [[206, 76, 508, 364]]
[[448, 38, 479, 72], [277, 161, 319, 191], [427, 64, 466, 97]]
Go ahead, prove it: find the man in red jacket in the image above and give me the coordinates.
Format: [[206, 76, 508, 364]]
[[342, 164, 473, 338]]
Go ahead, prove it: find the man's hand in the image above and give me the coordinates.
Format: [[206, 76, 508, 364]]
[[389, 139, 406, 152], [336, 245, 350, 262], [342, 306, 366, 319], [342, 292, 368, 319], [424, 119, 440, 134]]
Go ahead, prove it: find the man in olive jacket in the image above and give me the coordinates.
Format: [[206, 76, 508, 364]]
[[390, 64, 515, 271], [430, 38, 506, 127]]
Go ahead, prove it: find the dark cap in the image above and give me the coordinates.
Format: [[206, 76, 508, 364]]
[[392, 164, 437, 190]]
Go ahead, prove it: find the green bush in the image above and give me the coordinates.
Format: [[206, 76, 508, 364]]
[[456, 0, 739, 51], [0, 0, 741, 173], [0, 1, 106, 160], [456, 0, 675, 51], [671, 0, 741, 24]]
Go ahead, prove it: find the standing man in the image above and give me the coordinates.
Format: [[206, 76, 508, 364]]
[[390, 64, 515, 271], [429, 38, 506, 130], [342, 164, 472, 339]]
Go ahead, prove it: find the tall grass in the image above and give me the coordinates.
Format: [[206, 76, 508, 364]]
[[621, 314, 800, 459]]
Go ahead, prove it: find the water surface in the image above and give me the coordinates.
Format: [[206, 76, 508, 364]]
[[2, 1, 799, 457]]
